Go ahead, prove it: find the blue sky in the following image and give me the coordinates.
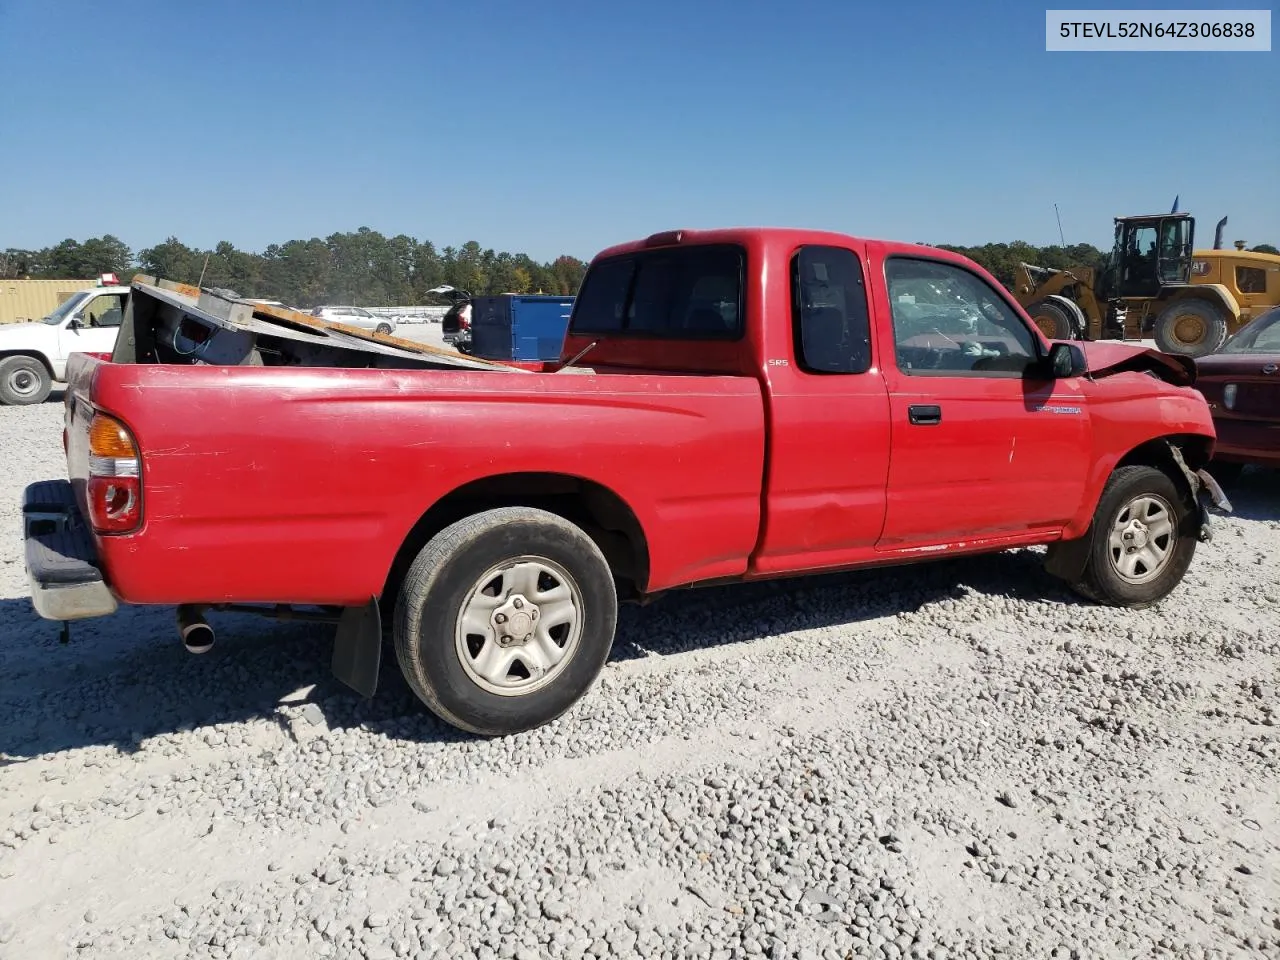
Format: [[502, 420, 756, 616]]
[[1, 0, 1276, 262]]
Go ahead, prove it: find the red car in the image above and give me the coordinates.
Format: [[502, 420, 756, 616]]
[[1194, 305, 1280, 484], [24, 229, 1231, 736]]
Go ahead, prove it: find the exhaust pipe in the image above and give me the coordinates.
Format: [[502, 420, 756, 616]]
[[176, 604, 214, 654]]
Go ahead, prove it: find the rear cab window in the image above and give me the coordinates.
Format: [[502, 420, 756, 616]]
[[570, 244, 744, 340]]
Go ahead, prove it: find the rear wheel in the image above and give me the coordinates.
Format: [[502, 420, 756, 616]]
[[1153, 300, 1228, 357], [1069, 465, 1197, 608], [1026, 299, 1082, 341], [0, 355, 52, 406], [393, 506, 618, 736]]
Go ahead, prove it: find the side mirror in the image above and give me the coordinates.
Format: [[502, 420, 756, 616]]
[[1048, 341, 1087, 378], [67, 316, 82, 331]]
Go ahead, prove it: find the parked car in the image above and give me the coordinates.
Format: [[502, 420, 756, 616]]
[[428, 285, 473, 352], [23, 228, 1231, 738], [311, 305, 397, 335], [0, 275, 130, 405], [1193, 304, 1280, 483]]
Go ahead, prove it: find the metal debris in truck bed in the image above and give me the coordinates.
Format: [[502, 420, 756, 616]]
[[126, 275, 530, 373]]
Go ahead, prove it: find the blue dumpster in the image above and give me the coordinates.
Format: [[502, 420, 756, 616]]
[[469, 295, 575, 361]]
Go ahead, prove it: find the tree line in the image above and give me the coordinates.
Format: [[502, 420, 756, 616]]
[[2, 230, 1276, 309], [0, 229, 589, 308]]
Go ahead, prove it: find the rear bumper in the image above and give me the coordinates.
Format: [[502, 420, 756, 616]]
[[22, 479, 118, 621]]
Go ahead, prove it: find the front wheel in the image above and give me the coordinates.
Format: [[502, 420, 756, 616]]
[[393, 506, 618, 736], [1069, 465, 1198, 609], [375, 323, 392, 335], [0, 355, 52, 405]]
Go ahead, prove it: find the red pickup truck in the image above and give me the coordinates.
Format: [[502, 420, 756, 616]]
[[22, 228, 1231, 736]]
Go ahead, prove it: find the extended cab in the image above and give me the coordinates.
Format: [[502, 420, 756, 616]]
[[21, 228, 1232, 736], [0, 277, 130, 405]]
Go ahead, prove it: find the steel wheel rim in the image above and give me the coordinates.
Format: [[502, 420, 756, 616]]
[[1034, 315, 1059, 338], [1173, 314, 1204, 345], [1107, 493, 1177, 585], [454, 555, 584, 697], [7, 368, 39, 398]]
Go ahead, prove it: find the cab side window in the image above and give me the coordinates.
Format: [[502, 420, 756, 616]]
[[790, 245, 871, 374], [885, 257, 1038, 377], [86, 294, 125, 328], [1237, 266, 1267, 294]]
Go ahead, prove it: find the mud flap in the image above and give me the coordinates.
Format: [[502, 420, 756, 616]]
[[331, 597, 382, 698], [1043, 528, 1094, 583]]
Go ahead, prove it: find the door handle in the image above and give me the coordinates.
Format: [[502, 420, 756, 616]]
[[908, 404, 942, 425]]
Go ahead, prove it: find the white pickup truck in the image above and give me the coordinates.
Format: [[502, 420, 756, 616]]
[[0, 277, 129, 405]]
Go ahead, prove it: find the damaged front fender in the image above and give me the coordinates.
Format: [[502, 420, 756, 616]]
[[1166, 441, 1234, 544], [1045, 440, 1233, 583]]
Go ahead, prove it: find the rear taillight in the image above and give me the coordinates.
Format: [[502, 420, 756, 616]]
[[86, 412, 142, 534]]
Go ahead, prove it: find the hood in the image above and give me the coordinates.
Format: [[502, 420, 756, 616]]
[[1076, 340, 1196, 387], [0, 320, 46, 334], [1194, 350, 1280, 374], [0, 320, 55, 345]]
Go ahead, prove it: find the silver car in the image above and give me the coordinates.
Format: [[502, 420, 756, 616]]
[[311, 305, 397, 335]]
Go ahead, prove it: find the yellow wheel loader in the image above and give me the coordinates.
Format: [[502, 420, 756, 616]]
[[1015, 213, 1280, 357]]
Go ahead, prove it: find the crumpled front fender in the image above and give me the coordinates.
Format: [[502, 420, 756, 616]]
[[1078, 341, 1196, 386]]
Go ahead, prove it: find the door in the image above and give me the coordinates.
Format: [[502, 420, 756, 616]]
[[1116, 219, 1161, 298], [873, 254, 1091, 548], [59, 292, 124, 362], [1156, 216, 1193, 285], [752, 242, 892, 575]]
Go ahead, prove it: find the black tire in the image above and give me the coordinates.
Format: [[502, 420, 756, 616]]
[[1070, 465, 1198, 609], [1153, 300, 1228, 357], [1206, 460, 1246, 488], [1026, 299, 1082, 341], [393, 506, 618, 736], [0, 355, 52, 406], [375, 323, 392, 335]]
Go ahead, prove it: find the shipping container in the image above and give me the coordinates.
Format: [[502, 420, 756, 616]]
[[0, 279, 99, 325], [469, 294, 575, 361]]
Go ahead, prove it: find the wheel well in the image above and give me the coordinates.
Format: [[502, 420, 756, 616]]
[[381, 473, 651, 614], [1157, 288, 1238, 320], [0, 350, 54, 377], [1116, 434, 1213, 485]]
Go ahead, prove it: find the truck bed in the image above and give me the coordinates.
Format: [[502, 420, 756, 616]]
[[62, 279, 769, 606]]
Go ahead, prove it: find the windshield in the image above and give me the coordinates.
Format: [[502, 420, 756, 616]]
[[42, 292, 89, 325], [1221, 307, 1280, 354]]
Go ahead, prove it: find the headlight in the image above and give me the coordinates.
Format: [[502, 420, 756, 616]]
[[1223, 384, 1237, 410]]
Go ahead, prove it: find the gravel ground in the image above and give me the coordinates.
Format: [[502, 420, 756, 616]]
[[1, 396, 1278, 960]]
